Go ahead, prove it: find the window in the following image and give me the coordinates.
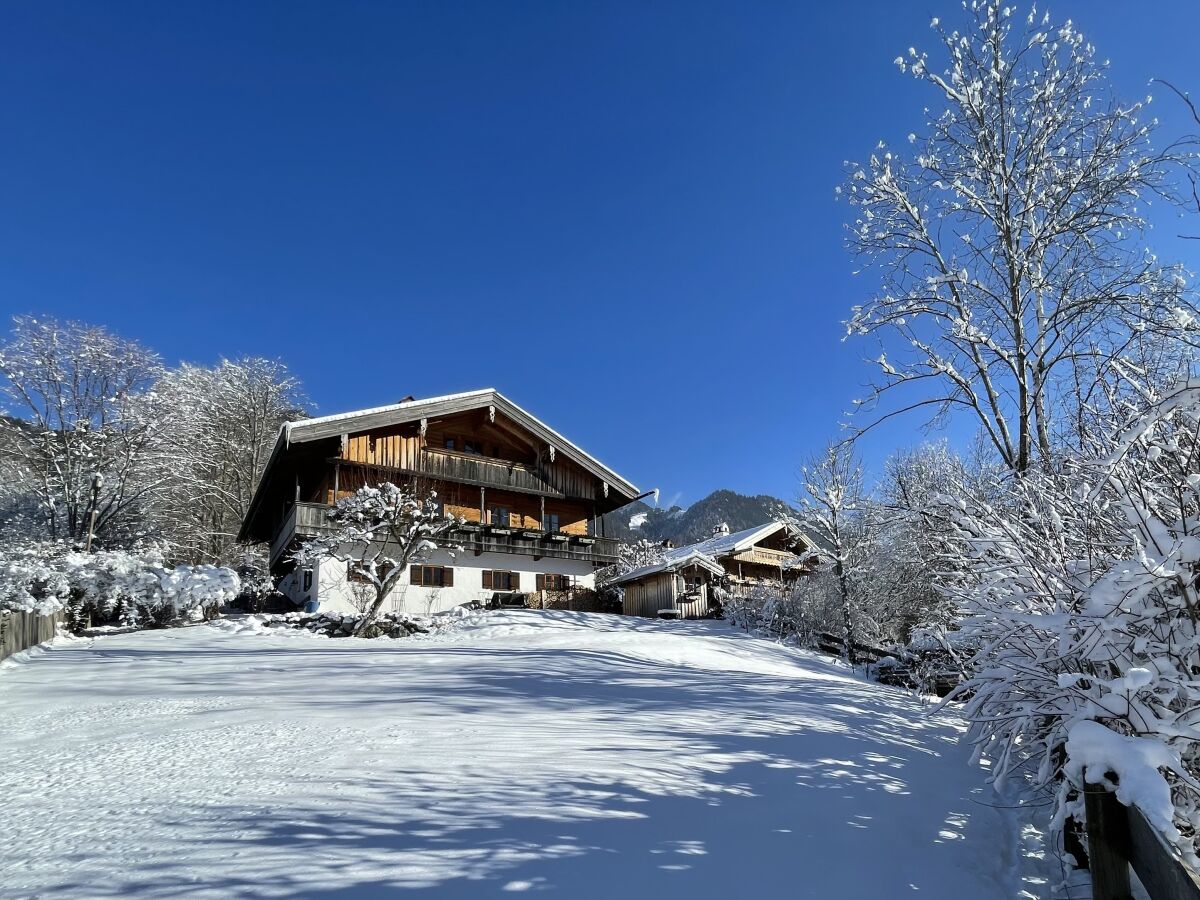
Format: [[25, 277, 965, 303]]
[[489, 506, 510, 527], [482, 570, 519, 591], [462, 439, 481, 455], [542, 512, 559, 532], [409, 565, 454, 587], [444, 437, 456, 451], [349, 561, 393, 584], [302, 570, 313, 592], [536, 573, 570, 592]]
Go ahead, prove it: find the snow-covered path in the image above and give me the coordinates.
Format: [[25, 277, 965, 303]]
[[1, 611, 1028, 898]]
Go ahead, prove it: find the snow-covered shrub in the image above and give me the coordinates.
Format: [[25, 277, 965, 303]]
[[0, 541, 239, 629], [946, 380, 1200, 865], [0, 542, 71, 615]]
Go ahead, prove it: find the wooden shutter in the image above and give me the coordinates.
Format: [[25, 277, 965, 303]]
[[482, 570, 493, 590], [410, 564, 423, 586], [509, 571, 519, 591], [536, 573, 545, 591], [443, 567, 454, 587]]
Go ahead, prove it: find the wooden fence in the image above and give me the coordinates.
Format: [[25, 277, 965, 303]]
[[1085, 782, 1200, 900], [0, 609, 62, 662]]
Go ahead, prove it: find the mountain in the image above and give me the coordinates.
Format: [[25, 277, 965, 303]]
[[601, 489, 799, 546]]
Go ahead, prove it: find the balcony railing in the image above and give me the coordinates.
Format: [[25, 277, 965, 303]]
[[415, 448, 561, 497], [270, 501, 620, 567]]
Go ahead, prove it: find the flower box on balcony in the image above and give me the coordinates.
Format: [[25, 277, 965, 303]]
[[573, 536, 596, 546], [545, 532, 570, 543], [486, 525, 513, 536], [518, 529, 543, 539]]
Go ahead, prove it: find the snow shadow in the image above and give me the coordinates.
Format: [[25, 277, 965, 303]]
[[0, 614, 1018, 898]]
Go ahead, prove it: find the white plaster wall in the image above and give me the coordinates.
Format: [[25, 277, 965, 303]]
[[309, 549, 597, 616]]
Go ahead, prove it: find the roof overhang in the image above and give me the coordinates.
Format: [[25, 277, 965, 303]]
[[238, 388, 640, 544]]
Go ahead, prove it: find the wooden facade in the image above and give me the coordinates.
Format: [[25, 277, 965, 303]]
[[612, 522, 813, 620], [241, 390, 640, 582], [622, 569, 715, 619]]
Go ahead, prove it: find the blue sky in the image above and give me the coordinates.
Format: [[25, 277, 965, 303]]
[[1, 1, 1197, 509]]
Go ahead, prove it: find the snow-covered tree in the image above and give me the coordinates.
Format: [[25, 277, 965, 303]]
[[293, 483, 460, 636], [945, 377, 1200, 864], [0, 316, 164, 543], [842, 1, 1196, 473], [799, 442, 878, 661], [151, 358, 306, 563]]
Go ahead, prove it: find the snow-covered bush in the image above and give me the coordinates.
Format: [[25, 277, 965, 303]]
[[0, 541, 240, 629], [946, 380, 1200, 865]]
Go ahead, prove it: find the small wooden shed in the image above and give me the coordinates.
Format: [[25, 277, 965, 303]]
[[610, 551, 726, 619]]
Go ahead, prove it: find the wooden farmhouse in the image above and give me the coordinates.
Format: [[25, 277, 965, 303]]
[[238, 389, 641, 616], [610, 521, 813, 619]]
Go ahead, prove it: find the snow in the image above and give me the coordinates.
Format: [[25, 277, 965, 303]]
[[629, 512, 648, 530], [1066, 721, 1181, 840], [1, 610, 1032, 898], [661, 521, 799, 564]]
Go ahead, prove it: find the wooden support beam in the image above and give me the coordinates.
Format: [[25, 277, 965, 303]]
[[1085, 784, 1133, 900]]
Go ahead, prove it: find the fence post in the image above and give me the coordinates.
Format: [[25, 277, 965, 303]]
[[1085, 781, 1133, 900]]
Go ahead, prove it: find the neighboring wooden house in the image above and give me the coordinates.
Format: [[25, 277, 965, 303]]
[[609, 550, 726, 619], [238, 389, 641, 615], [610, 521, 813, 619]]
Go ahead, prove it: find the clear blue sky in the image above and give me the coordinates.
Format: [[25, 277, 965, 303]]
[[1, 1, 1196, 508]]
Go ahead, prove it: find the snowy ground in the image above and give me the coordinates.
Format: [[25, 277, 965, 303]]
[[1, 611, 1047, 898]]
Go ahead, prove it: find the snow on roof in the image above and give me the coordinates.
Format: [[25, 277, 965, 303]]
[[283, 388, 495, 435], [279, 388, 638, 500], [608, 549, 726, 586], [662, 521, 801, 563]]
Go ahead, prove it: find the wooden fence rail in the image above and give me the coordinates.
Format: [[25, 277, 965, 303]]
[[1085, 781, 1200, 900], [0, 609, 62, 662]]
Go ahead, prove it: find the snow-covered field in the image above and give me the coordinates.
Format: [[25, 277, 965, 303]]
[[1, 611, 1041, 898]]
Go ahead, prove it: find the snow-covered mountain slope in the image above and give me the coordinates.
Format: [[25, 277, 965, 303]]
[[0, 611, 1041, 898], [604, 489, 799, 544]]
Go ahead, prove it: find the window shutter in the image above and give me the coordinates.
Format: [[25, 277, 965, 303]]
[[509, 571, 520, 591], [410, 564, 422, 586], [482, 570, 493, 590], [536, 573, 545, 591], [444, 567, 454, 587]]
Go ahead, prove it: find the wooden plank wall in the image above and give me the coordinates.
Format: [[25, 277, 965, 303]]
[[622, 572, 713, 619], [336, 413, 606, 504], [0, 610, 62, 662]]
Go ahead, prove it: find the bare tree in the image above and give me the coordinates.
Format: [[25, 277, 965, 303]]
[[152, 358, 306, 563], [0, 316, 164, 543], [841, 2, 1197, 473], [293, 483, 460, 636]]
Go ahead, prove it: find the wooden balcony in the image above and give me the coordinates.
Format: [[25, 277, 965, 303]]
[[414, 448, 562, 497], [270, 501, 620, 567]]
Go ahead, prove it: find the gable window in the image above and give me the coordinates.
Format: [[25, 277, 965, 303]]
[[542, 512, 559, 532], [444, 437, 456, 451], [482, 570, 519, 591], [489, 506, 511, 527], [462, 439, 481, 455], [536, 573, 570, 592], [409, 565, 454, 588]]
